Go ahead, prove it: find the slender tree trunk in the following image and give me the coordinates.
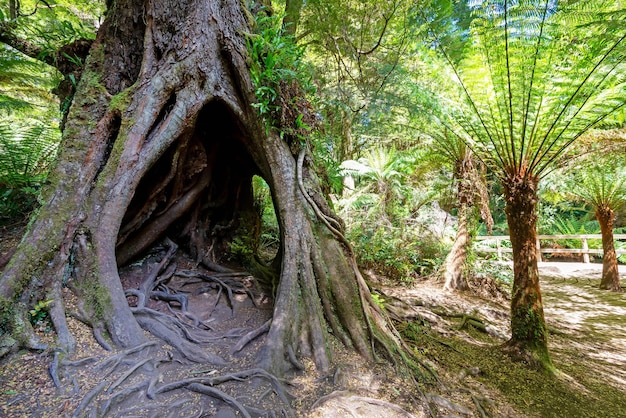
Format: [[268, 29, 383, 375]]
[[283, 0, 304, 36], [502, 173, 552, 370], [441, 156, 474, 291], [442, 204, 470, 291], [9, 0, 17, 20], [597, 206, 621, 292]]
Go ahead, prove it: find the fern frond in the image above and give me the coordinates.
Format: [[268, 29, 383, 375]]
[[426, 0, 626, 181]]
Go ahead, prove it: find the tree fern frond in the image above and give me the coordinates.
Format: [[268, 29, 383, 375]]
[[0, 123, 60, 188], [426, 0, 626, 182]]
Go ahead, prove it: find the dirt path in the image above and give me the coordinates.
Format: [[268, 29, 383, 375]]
[[1, 249, 625, 417], [540, 263, 626, 397]]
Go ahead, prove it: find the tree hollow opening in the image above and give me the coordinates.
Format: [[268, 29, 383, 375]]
[[115, 100, 273, 276]]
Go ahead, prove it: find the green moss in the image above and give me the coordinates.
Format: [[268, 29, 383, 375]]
[[109, 86, 135, 112], [76, 273, 112, 322], [399, 320, 626, 417]]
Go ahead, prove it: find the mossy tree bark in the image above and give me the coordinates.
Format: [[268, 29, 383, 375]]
[[0, 0, 398, 374], [502, 173, 552, 370], [596, 206, 621, 292]]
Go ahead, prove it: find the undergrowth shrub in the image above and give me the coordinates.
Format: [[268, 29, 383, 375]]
[[347, 223, 446, 284], [0, 123, 59, 225]]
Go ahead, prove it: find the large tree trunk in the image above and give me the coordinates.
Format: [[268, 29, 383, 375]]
[[0, 0, 399, 377], [597, 205, 621, 292], [502, 173, 552, 370]]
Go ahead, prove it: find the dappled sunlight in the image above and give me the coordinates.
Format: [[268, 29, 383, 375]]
[[542, 275, 626, 393]]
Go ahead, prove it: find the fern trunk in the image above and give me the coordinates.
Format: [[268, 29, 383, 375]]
[[442, 203, 470, 291], [503, 173, 552, 370], [597, 206, 621, 292]]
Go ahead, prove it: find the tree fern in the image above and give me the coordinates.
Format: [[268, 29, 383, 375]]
[[0, 123, 59, 188], [0, 44, 60, 113], [435, 0, 626, 179], [573, 161, 626, 213], [423, 0, 626, 367]]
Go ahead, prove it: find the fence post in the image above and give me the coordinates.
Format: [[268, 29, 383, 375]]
[[497, 238, 502, 260], [536, 238, 542, 263], [582, 238, 590, 263]]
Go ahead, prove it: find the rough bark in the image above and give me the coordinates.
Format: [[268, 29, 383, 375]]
[[441, 156, 473, 292], [502, 173, 552, 370], [597, 206, 621, 292], [442, 204, 470, 291], [0, 0, 400, 376], [441, 152, 491, 292]]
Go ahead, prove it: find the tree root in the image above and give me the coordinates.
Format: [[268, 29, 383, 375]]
[[296, 147, 435, 380], [230, 319, 271, 354], [431, 308, 491, 334], [287, 344, 305, 371], [95, 341, 157, 375], [187, 383, 252, 418], [106, 358, 152, 394], [99, 380, 151, 416], [49, 349, 63, 389], [71, 380, 108, 418], [134, 311, 227, 365]]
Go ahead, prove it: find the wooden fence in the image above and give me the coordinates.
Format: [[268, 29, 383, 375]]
[[475, 234, 626, 263]]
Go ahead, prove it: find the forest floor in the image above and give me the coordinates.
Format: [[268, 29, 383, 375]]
[[1, 223, 626, 417]]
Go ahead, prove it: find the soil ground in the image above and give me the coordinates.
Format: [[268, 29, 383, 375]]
[[1, 223, 626, 417]]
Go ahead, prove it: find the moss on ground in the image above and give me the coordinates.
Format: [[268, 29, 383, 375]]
[[401, 315, 626, 418]]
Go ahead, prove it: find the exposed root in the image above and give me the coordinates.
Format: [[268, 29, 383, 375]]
[[287, 344, 305, 371], [230, 318, 271, 354], [186, 383, 252, 418], [296, 147, 431, 378], [71, 380, 108, 418], [106, 358, 152, 394], [134, 311, 227, 364], [95, 341, 157, 374], [49, 349, 63, 389], [93, 326, 113, 351], [99, 380, 151, 416]]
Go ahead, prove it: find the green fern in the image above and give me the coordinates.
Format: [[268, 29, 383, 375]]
[[427, 0, 626, 180], [573, 162, 626, 213], [0, 123, 59, 188]]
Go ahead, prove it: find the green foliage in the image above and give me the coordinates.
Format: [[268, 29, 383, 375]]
[[573, 162, 626, 214], [0, 123, 58, 186], [253, 175, 279, 259], [28, 299, 52, 326], [228, 236, 255, 261], [0, 123, 59, 223], [299, 0, 413, 160], [370, 293, 385, 310], [1, 0, 104, 59], [310, 130, 344, 194], [347, 222, 445, 282], [427, 0, 626, 180], [0, 44, 59, 113], [246, 9, 313, 132], [474, 259, 512, 286], [550, 214, 601, 249]]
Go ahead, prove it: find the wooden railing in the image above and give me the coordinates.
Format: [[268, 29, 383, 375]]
[[475, 234, 626, 263]]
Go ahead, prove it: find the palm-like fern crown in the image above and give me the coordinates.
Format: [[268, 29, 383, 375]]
[[439, 0, 626, 180], [574, 162, 626, 211]]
